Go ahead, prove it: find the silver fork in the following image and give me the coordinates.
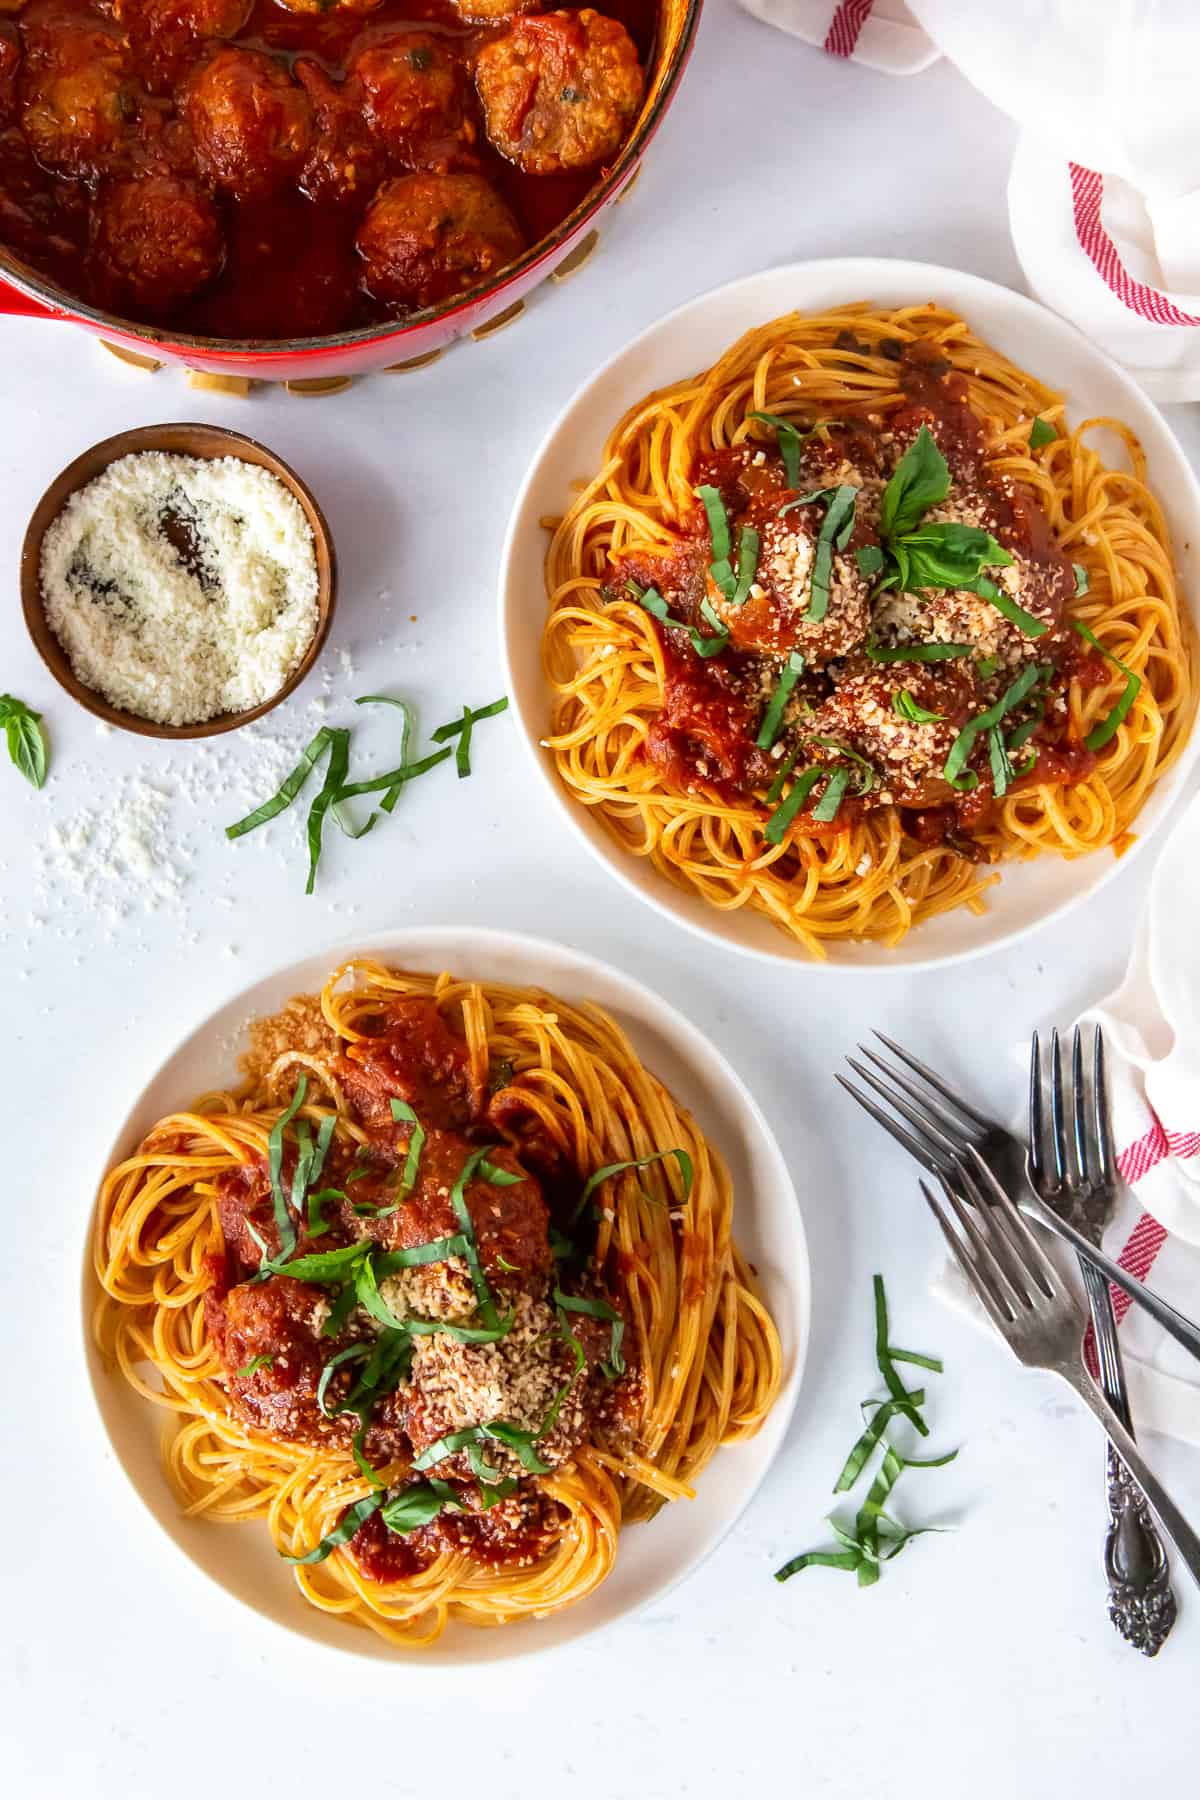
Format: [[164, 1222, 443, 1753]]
[[1029, 1028, 1176, 1654], [837, 1035, 1200, 1367], [918, 1161, 1200, 1596]]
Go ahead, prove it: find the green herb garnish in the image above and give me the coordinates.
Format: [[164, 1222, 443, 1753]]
[[553, 1288, 625, 1377], [855, 545, 884, 577], [879, 426, 951, 538], [283, 1493, 383, 1565], [812, 766, 852, 823], [1073, 563, 1090, 597], [628, 581, 729, 659], [431, 697, 509, 780], [865, 641, 973, 664], [1029, 416, 1056, 449], [942, 662, 1045, 791], [892, 689, 945, 724], [574, 1147, 694, 1225], [755, 651, 806, 749], [226, 729, 335, 841], [0, 695, 48, 788], [973, 574, 1048, 638], [764, 766, 822, 844], [747, 411, 811, 487], [694, 484, 731, 564], [389, 1097, 426, 1203], [266, 1077, 308, 1266], [805, 485, 859, 622], [1072, 620, 1142, 749], [730, 526, 761, 606], [234, 1353, 274, 1378]]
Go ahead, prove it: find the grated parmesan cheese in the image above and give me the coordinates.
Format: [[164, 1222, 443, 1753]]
[[40, 452, 319, 726]]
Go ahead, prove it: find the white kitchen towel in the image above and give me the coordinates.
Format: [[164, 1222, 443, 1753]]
[[935, 791, 1200, 1446], [738, 0, 1200, 400]]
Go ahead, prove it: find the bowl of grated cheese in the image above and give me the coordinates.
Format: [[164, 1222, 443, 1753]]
[[21, 424, 337, 739]]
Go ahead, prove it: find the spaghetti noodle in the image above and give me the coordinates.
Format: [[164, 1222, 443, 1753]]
[[93, 959, 781, 1648], [541, 303, 1196, 955]]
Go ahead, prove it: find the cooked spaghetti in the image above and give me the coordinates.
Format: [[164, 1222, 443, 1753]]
[[93, 959, 782, 1648], [541, 302, 1196, 954]]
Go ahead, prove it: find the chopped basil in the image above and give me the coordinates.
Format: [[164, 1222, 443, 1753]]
[[331, 742, 453, 804], [833, 1390, 925, 1493], [234, 1353, 274, 1378], [355, 1252, 406, 1331], [755, 651, 806, 749], [448, 1147, 516, 1329], [892, 689, 945, 724], [889, 521, 1013, 596], [484, 1420, 555, 1475], [267, 1078, 308, 1266], [1073, 563, 1090, 597], [942, 662, 1045, 791], [855, 545, 884, 577], [973, 575, 1048, 638], [988, 725, 1014, 797], [879, 426, 950, 538], [730, 526, 761, 606], [694, 484, 731, 564], [271, 1241, 369, 1285], [467, 1440, 507, 1487], [282, 1492, 383, 1565], [806, 736, 876, 795], [764, 767, 822, 844], [373, 1234, 470, 1275], [322, 1281, 359, 1338], [306, 1187, 343, 1237], [1028, 416, 1056, 450], [317, 1343, 370, 1419], [747, 410, 809, 487], [354, 695, 414, 814], [765, 742, 801, 805], [575, 1147, 694, 1225], [352, 1430, 384, 1489], [226, 729, 333, 840], [865, 640, 973, 664], [0, 695, 48, 789], [806, 485, 858, 622], [379, 1483, 454, 1535], [1072, 620, 1142, 749], [554, 1288, 625, 1377], [431, 697, 509, 781], [812, 766, 852, 823], [976, 654, 1001, 679], [389, 1097, 426, 1203], [304, 726, 354, 894], [629, 581, 729, 659]]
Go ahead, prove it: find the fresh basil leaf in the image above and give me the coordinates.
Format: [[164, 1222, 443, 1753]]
[[405, 1310, 515, 1345], [373, 1234, 471, 1276], [344, 1329, 413, 1414], [0, 696, 48, 789], [234, 1353, 274, 1378], [872, 1273, 929, 1437], [774, 1547, 863, 1581], [272, 1241, 367, 1285], [331, 743, 455, 804], [304, 727, 352, 895], [1072, 620, 1142, 749], [355, 1253, 407, 1331], [483, 1420, 554, 1476], [379, 1483, 454, 1535], [832, 1391, 926, 1493], [629, 581, 728, 660], [976, 654, 1001, 679], [764, 766, 822, 844], [988, 724, 1014, 797], [764, 742, 801, 805], [467, 1440, 506, 1486], [1073, 563, 1090, 597], [1029, 416, 1056, 449], [576, 1148, 694, 1223], [283, 1492, 382, 1564], [812, 766, 852, 823], [448, 1147, 512, 1326], [554, 1288, 625, 1376], [226, 729, 332, 840], [307, 1187, 344, 1237], [694, 484, 731, 564], [855, 545, 884, 577], [879, 425, 950, 538], [430, 696, 508, 745], [755, 651, 806, 749], [892, 689, 945, 724], [352, 1429, 385, 1489], [943, 663, 1045, 790], [806, 737, 876, 795], [355, 694, 414, 814], [412, 1425, 486, 1470]]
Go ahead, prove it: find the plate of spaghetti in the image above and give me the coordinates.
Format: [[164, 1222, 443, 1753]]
[[503, 260, 1200, 965], [87, 929, 801, 1661]]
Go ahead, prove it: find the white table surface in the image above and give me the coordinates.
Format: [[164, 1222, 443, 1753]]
[[3, 5, 1198, 1792]]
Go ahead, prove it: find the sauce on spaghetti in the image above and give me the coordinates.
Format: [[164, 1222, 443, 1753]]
[[0, 0, 655, 339], [204, 992, 634, 1576], [610, 348, 1103, 852]]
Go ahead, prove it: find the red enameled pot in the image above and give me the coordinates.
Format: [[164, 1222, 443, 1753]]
[[0, 2, 701, 383]]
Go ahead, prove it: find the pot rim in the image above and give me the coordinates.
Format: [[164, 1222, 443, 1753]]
[[0, 0, 702, 361]]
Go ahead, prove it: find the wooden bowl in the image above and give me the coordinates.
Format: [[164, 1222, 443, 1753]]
[[21, 423, 337, 739]]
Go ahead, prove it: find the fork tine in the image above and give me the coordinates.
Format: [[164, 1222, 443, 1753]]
[[1093, 1026, 1115, 1186], [1071, 1026, 1089, 1186], [845, 1054, 961, 1162], [920, 1178, 1015, 1336], [871, 1030, 996, 1131], [962, 1147, 1060, 1299], [1049, 1027, 1068, 1188], [858, 1047, 978, 1151], [1028, 1029, 1045, 1183], [930, 1165, 1026, 1319], [834, 1073, 945, 1175]]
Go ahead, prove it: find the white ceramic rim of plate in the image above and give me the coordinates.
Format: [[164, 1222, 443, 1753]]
[[498, 256, 1200, 972], [80, 925, 809, 1668]]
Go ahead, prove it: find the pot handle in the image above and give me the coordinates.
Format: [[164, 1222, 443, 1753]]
[[0, 274, 61, 320]]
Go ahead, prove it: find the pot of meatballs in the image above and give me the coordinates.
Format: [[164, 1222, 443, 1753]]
[[0, 0, 697, 377]]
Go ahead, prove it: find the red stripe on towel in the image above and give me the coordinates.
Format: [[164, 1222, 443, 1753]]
[[1069, 163, 1200, 327], [824, 0, 874, 58]]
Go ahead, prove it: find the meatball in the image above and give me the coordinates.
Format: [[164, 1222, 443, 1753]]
[[295, 60, 382, 206], [356, 172, 524, 310], [352, 31, 476, 172], [803, 665, 974, 810], [115, 0, 251, 33], [19, 22, 133, 176], [709, 500, 873, 666], [475, 9, 644, 175], [93, 174, 223, 313], [187, 47, 312, 200]]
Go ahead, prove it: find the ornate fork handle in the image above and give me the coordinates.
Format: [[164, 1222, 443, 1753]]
[[1080, 1257, 1177, 1655]]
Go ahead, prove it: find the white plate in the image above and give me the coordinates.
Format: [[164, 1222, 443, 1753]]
[[499, 258, 1200, 970], [81, 927, 809, 1665]]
